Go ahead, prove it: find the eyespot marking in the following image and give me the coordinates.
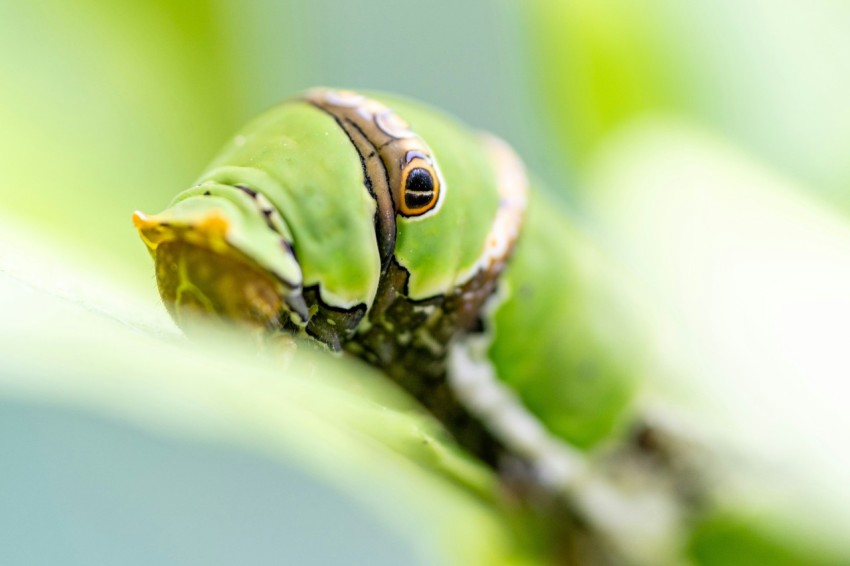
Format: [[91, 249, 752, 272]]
[[305, 88, 445, 219], [405, 167, 434, 193], [403, 167, 435, 210], [399, 158, 440, 216]]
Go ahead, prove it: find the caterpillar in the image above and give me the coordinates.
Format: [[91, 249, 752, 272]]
[[132, 88, 850, 566], [133, 88, 675, 556]]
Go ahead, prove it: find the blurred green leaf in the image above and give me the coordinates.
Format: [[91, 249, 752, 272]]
[[0, 0, 298, 285], [521, 0, 850, 209], [580, 119, 850, 564], [0, 213, 543, 566], [520, 0, 682, 170]]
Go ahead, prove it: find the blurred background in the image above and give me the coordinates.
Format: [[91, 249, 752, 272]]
[[2, 0, 850, 564], [3, 0, 850, 284]]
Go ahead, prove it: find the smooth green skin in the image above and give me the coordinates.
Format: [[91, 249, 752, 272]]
[[178, 102, 382, 308], [488, 187, 639, 449], [155, 188, 303, 287], [370, 94, 502, 300]]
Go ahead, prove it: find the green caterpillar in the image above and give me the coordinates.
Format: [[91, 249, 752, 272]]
[[134, 89, 662, 556], [134, 88, 637, 481], [133, 88, 850, 564]]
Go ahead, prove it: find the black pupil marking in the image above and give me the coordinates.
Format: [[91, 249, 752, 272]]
[[405, 167, 434, 209], [234, 184, 258, 198]]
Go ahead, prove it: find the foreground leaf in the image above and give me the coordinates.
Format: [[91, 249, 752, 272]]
[[0, 215, 537, 566]]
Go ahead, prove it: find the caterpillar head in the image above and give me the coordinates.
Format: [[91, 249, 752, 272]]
[[133, 88, 526, 349]]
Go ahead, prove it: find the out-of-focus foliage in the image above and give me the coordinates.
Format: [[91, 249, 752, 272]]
[[524, 0, 850, 208], [0, 216, 539, 566], [0, 0, 295, 284], [582, 121, 850, 564], [521, 1, 850, 561], [521, 1, 680, 167]]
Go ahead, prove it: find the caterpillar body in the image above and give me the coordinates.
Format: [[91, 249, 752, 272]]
[[135, 88, 645, 504]]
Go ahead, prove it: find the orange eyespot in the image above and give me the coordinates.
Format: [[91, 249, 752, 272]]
[[398, 152, 441, 216]]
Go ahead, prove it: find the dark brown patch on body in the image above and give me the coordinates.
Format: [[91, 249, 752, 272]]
[[345, 257, 519, 469], [301, 286, 367, 351]]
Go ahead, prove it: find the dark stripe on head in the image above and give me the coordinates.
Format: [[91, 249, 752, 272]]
[[304, 91, 398, 269]]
